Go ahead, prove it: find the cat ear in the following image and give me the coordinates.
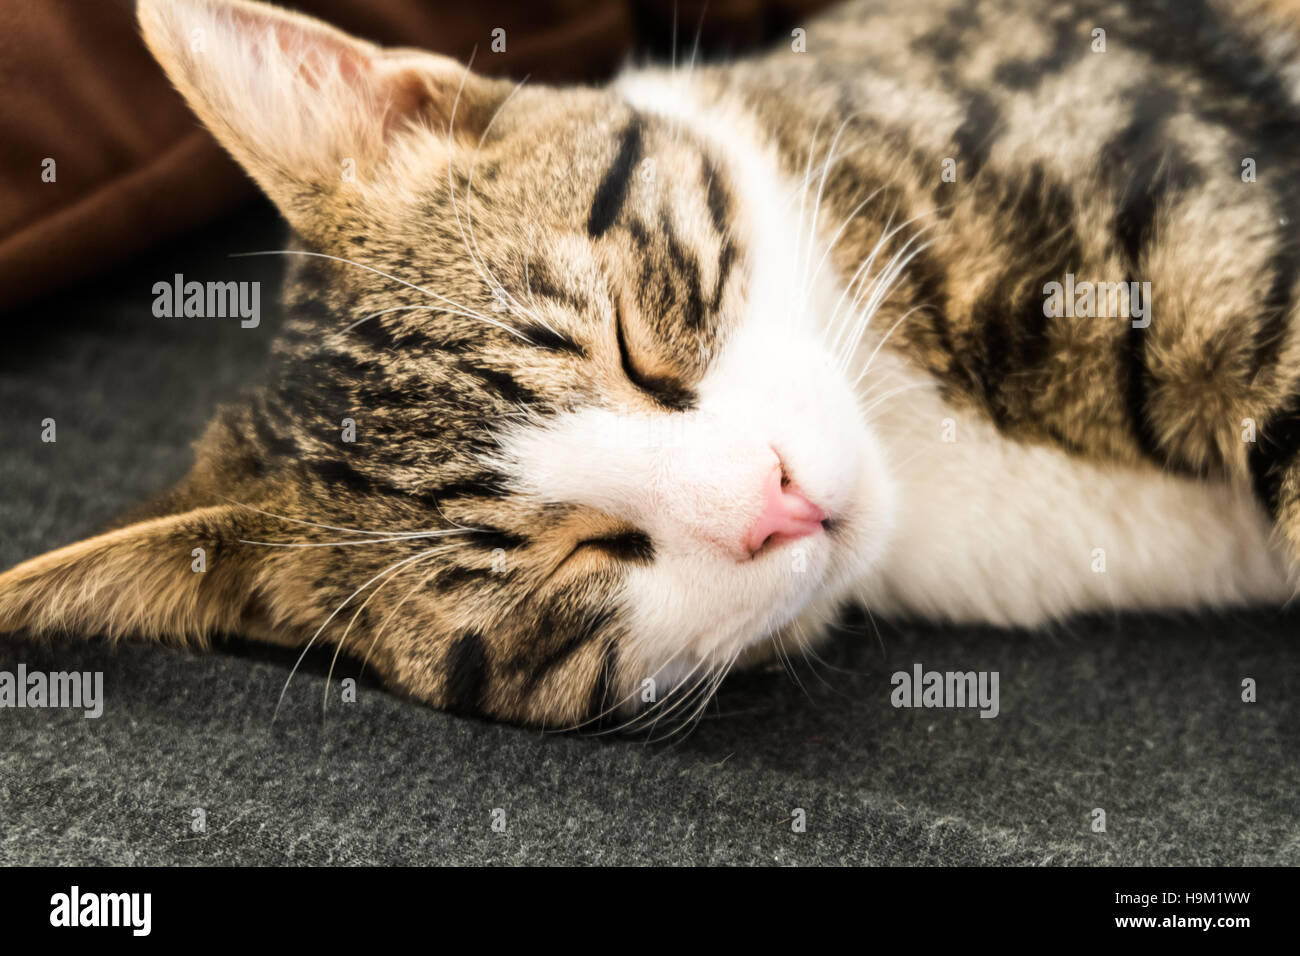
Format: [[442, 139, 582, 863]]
[[0, 505, 263, 645], [137, 0, 506, 231]]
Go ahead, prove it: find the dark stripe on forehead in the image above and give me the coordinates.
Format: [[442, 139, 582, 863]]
[[431, 564, 499, 591], [659, 209, 706, 330], [249, 401, 298, 458], [526, 260, 588, 314], [701, 157, 732, 238], [307, 457, 511, 515], [587, 120, 643, 238], [710, 239, 736, 312], [991, 16, 1081, 91], [310, 457, 373, 494], [442, 631, 489, 716], [910, 0, 980, 60], [464, 527, 527, 551]]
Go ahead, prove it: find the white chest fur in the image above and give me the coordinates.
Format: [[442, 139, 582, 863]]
[[853, 351, 1293, 627]]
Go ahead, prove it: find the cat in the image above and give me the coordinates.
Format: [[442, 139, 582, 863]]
[[3, 0, 1300, 729]]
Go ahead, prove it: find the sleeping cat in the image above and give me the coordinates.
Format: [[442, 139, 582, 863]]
[[2, 0, 1299, 728]]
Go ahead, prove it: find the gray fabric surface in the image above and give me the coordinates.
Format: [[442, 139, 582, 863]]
[[1, 205, 1297, 866]]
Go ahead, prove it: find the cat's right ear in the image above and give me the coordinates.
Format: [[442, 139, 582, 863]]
[[137, 0, 509, 234], [0, 505, 267, 646]]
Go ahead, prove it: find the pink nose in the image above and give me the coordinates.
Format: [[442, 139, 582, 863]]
[[744, 466, 828, 556]]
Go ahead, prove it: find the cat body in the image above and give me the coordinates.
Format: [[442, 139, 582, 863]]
[[3, 0, 1300, 727], [616, 58, 1293, 633]]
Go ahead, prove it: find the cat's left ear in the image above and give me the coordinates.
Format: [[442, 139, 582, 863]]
[[138, 0, 509, 233]]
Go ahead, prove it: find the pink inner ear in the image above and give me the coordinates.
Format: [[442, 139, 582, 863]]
[[229, 10, 453, 141], [219, 2, 376, 95]]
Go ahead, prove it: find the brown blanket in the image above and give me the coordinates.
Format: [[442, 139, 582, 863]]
[[0, 0, 829, 312]]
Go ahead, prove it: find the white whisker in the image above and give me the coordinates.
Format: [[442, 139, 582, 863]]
[[272, 542, 464, 723]]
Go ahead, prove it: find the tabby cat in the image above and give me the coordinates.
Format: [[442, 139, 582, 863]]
[[3, 0, 1299, 728]]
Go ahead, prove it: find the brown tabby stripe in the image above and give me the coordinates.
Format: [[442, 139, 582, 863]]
[[525, 258, 589, 314], [587, 120, 643, 237], [515, 322, 587, 356], [1249, 391, 1300, 519], [1100, 88, 1202, 469], [518, 607, 615, 694], [249, 401, 298, 458], [700, 156, 732, 236], [584, 638, 620, 726], [442, 631, 490, 715], [456, 359, 538, 406], [710, 239, 736, 311], [658, 209, 707, 330], [991, 16, 1081, 90], [951, 91, 1000, 179]]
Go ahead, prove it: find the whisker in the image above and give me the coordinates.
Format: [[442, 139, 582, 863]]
[[217, 497, 447, 537], [345, 303, 535, 343], [230, 249, 501, 327], [237, 529, 473, 548], [464, 76, 564, 338], [356, 555, 446, 683], [271, 542, 464, 723], [846, 305, 924, 387], [586, 652, 715, 738], [648, 649, 740, 744], [325, 545, 448, 712], [631, 653, 726, 739], [801, 114, 869, 298], [562, 649, 702, 736], [831, 233, 937, 370], [857, 379, 934, 419]]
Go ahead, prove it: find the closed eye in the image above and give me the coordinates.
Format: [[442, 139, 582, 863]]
[[614, 306, 697, 412], [573, 530, 655, 564]]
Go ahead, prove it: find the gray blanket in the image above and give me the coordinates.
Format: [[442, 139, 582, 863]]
[[1, 206, 1295, 865]]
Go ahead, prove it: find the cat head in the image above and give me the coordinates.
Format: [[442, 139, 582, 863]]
[[0, 0, 895, 728]]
